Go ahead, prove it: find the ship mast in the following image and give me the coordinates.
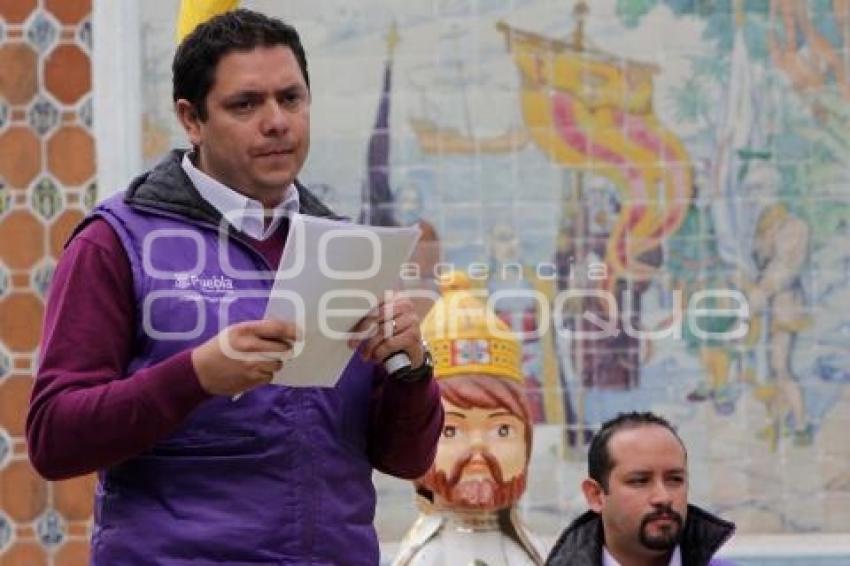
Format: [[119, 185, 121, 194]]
[[557, 0, 589, 449]]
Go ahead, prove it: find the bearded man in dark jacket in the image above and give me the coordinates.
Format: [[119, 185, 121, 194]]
[[546, 412, 735, 566]]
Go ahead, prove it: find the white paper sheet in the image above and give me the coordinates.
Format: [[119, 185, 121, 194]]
[[263, 214, 421, 387]]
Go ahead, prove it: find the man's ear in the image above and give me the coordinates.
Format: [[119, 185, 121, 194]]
[[582, 478, 605, 513], [175, 99, 202, 146]]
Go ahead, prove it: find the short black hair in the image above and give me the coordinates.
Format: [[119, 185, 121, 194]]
[[172, 8, 309, 120], [588, 412, 686, 492]]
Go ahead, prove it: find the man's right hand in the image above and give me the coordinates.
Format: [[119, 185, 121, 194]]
[[191, 320, 298, 396]]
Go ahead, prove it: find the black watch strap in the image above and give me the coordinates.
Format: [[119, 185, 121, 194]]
[[392, 348, 433, 383]]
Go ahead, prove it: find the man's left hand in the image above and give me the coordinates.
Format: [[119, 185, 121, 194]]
[[348, 293, 426, 369]]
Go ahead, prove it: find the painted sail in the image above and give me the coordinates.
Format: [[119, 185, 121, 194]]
[[496, 21, 693, 283]]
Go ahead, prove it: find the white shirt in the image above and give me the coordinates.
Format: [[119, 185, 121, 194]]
[[181, 152, 299, 241], [602, 545, 682, 566]]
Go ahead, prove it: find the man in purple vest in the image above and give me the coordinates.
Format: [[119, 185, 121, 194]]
[[546, 413, 735, 566], [26, 9, 443, 564]]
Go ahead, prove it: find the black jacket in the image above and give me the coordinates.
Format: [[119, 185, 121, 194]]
[[546, 505, 735, 566]]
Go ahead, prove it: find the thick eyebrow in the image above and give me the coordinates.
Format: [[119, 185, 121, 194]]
[[446, 411, 467, 419], [623, 467, 687, 478], [222, 84, 306, 102], [222, 90, 264, 103], [277, 84, 307, 96]]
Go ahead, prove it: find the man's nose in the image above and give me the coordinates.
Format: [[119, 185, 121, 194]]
[[261, 100, 288, 134], [649, 480, 673, 505]]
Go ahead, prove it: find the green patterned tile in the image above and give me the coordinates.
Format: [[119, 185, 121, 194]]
[[0, 99, 8, 132], [83, 181, 97, 211], [78, 95, 92, 130], [28, 96, 59, 136], [35, 509, 65, 548], [0, 343, 10, 381], [0, 178, 9, 219], [0, 261, 8, 299], [30, 176, 62, 221], [0, 510, 11, 554], [30, 258, 54, 299], [77, 18, 92, 52], [24, 10, 58, 54], [0, 428, 10, 470]]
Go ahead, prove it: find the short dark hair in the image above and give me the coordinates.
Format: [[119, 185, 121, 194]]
[[588, 412, 686, 492], [172, 8, 309, 120]]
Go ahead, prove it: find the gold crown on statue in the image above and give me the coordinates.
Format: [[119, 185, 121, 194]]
[[420, 271, 523, 383], [176, 0, 240, 42]]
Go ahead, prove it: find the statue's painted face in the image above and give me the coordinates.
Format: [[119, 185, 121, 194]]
[[419, 390, 530, 511]]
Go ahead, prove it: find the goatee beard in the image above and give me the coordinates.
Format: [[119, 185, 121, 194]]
[[638, 506, 684, 551]]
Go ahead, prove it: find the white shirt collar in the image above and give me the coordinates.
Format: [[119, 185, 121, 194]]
[[181, 152, 299, 241], [602, 545, 682, 566]]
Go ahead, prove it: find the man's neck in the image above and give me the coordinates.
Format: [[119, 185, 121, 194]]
[[191, 151, 284, 210], [603, 543, 675, 566]]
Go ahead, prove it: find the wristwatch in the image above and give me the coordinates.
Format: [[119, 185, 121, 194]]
[[392, 342, 433, 383]]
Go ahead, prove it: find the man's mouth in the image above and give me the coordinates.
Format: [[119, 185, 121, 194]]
[[644, 512, 682, 527], [255, 148, 293, 157]]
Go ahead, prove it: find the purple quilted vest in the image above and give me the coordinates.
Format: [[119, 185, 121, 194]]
[[86, 165, 379, 564]]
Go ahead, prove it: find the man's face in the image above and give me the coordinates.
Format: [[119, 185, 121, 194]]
[[425, 399, 528, 511], [177, 46, 310, 207], [584, 425, 689, 559]]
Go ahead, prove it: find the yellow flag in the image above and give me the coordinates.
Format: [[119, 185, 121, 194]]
[[176, 0, 240, 42]]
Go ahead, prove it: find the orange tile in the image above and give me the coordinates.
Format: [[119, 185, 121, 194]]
[[54, 474, 95, 521], [10, 273, 28, 289], [0, 542, 47, 566], [66, 522, 90, 537], [0, 375, 33, 436], [47, 127, 94, 186], [54, 540, 90, 566], [12, 439, 27, 457], [0, 0, 37, 24], [0, 292, 44, 353], [44, 44, 90, 105], [0, 459, 47, 522], [0, 127, 41, 189], [0, 43, 38, 105], [49, 209, 84, 259], [15, 525, 34, 537], [45, 0, 90, 25], [12, 358, 30, 370], [0, 210, 46, 269]]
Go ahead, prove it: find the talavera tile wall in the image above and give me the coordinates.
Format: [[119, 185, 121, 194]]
[[0, 0, 96, 564]]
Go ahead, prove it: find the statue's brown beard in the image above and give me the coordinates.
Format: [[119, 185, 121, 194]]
[[418, 449, 527, 511]]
